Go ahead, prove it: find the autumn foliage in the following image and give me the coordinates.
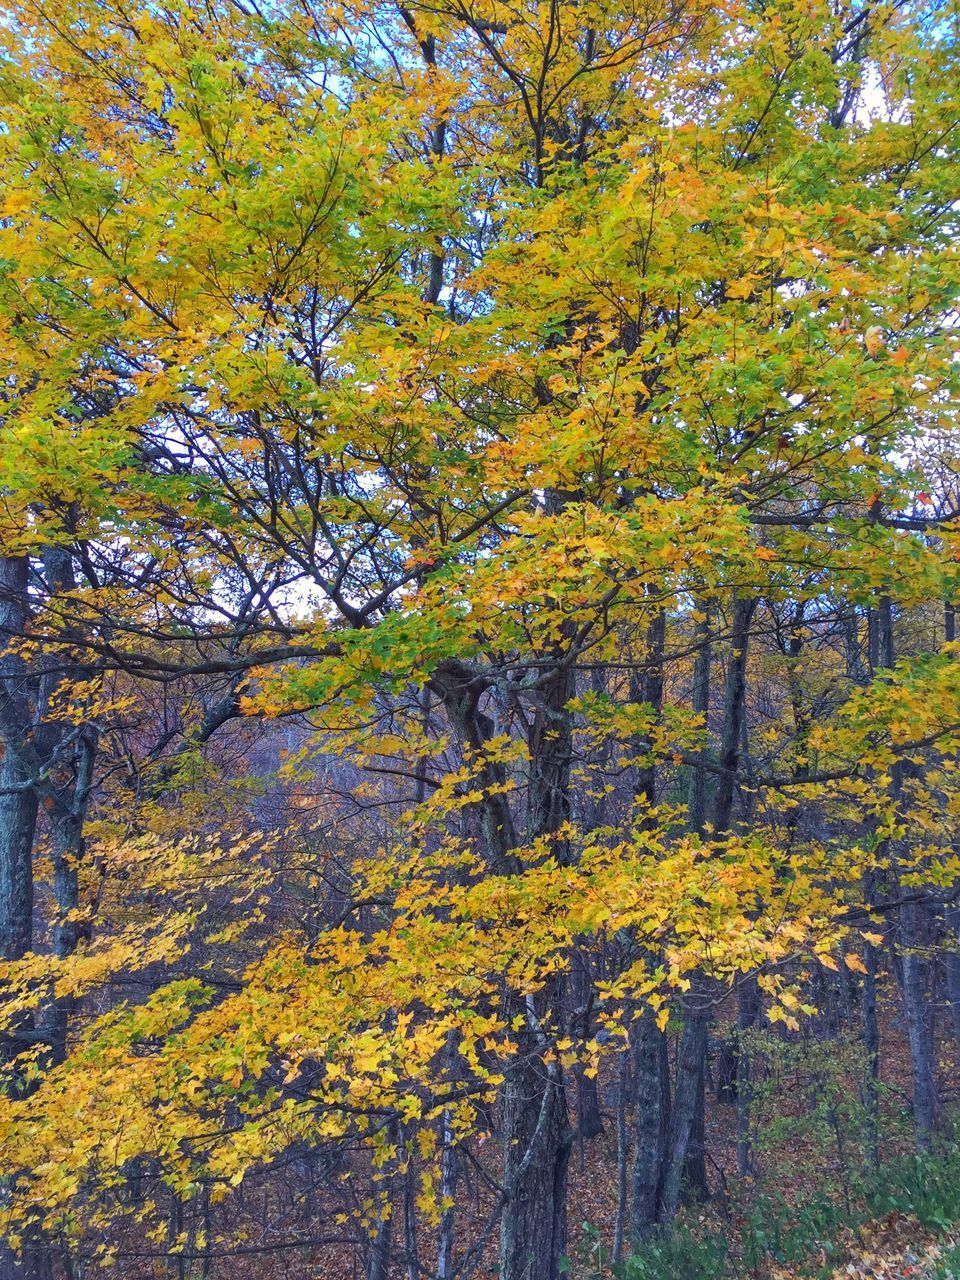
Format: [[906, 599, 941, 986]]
[[0, 0, 958, 1275]]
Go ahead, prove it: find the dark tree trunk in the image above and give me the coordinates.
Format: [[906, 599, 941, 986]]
[[712, 596, 755, 835], [847, 608, 883, 1156], [366, 1200, 392, 1280], [687, 606, 712, 836], [433, 657, 574, 1280], [500, 1047, 572, 1280], [861, 885, 882, 1164], [526, 659, 576, 850], [875, 599, 941, 1147], [659, 985, 709, 1221], [626, 606, 672, 1232], [502, 642, 577, 1280], [0, 762, 36, 968], [432, 662, 518, 871], [943, 618, 960, 1051], [34, 547, 98, 1067], [634, 608, 666, 812], [680, 1029, 709, 1205], [0, 556, 36, 969], [630, 1008, 670, 1236], [899, 899, 939, 1146], [944, 903, 960, 1053], [735, 980, 761, 1176], [0, 558, 35, 1280], [661, 596, 754, 1217], [572, 948, 603, 1141]]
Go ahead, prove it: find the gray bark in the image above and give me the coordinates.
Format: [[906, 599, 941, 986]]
[[659, 986, 709, 1221], [847, 608, 882, 1156], [630, 1008, 670, 1235], [686, 607, 712, 836], [627, 607, 671, 1232], [900, 899, 939, 1146], [661, 596, 755, 1216], [499, 1045, 571, 1280], [0, 556, 37, 967], [880, 601, 940, 1146], [735, 980, 761, 1176], [432, 658, 573, 1280], [945, 903, 960, 1053], [711, 596, 755, 835], [366, 1200, 392, 1280], [634, 608, 666, 812]]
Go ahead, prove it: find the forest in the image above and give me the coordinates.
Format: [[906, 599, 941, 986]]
[[0, 0, 959, 1276]]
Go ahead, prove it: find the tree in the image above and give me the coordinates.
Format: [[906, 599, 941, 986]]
[[0, 0, 958, 1274]]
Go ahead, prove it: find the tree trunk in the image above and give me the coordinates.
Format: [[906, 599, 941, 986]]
[[366, 1199, 392, 1280], [502, 642, 577, 1280], [0, 763, 36, 968], [630, 1008, 670, 1235], [900, 899, 939, 1146], [634, 608, 666, 813], [572, 947, 603, 1141], [687, 606, 712, 836], [944, 903, 960, 1053], [659, 985, 709, 1221], [0, 556, 36, 969], [526, 659, 576, 849], [627, 606, 672, 1232], [712, 596, 755, 835], [735, 980, 761, 1176], [861, 895, 882, 1164], [436, 1099, 456, 1280], [875, 599, 941, 1147], [433, 659, 575, 1280], [500, 1045, 572, 1280], [661, 596, 754, 1217]]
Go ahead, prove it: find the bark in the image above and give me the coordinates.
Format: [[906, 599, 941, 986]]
[[404, 1160, 422, 1280], [0, 558, 35, 1280], [711, 596, 755, 835], [735, 980, 761, 1177], [634, 608, 666, 812], [861, 895, 882, 1164], [34, 547, 99, 1067], [612, 1051, 629, 1264], [499, 1046, 572, 1280], [431, 661, 517, 870], [42, 727, 97, 1066], [944, 903, 960, 1054], [846, 609, 882, 1155], [572, 948, 603, 1142], [627, 607, 672, 1231], [680, 1029, 709, 1205], [0, 556, 37, 967], [526, 659, 576, 850], [899, 899, 939, 1146], [629, 1008, 670, 1236], [366, 1201, 392, 1280], [432, 657, 574, 1280], [661, 597, 754, 1216], [943, 616, 960, 1051], [875, 599, 940, 1147], [686, 607, 712, 836], [435, 1099, 456, 1280], [501, 647, 576, 1280], [659, 987, 709, 1221]]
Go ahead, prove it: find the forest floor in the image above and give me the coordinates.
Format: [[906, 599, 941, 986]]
[[803, 1222, 960, 1279]]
